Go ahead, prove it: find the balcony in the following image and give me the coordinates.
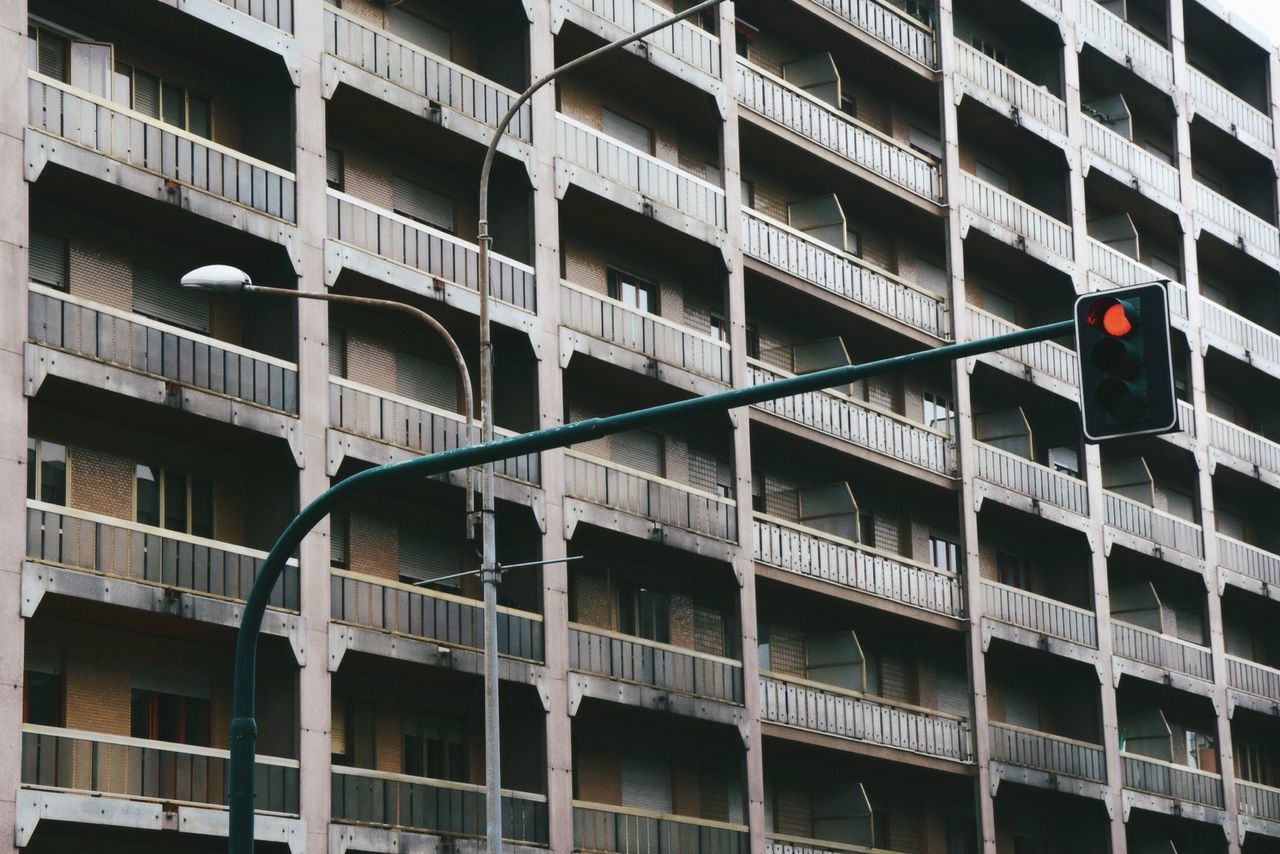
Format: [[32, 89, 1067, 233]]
[[1201, 297, 1280, 379], [1226, 655, 1280, 715], [737, 60, 942, 204], [973, 443, 1090, 525], [1121, 754, 1225, 815], [1086, 239, 1190, 326], [1207, 415, 1280, 488], [1077, 0, 1174, 93], [741, 209, 950, 340], [1111, 621, 1213, 692], [563, 450, 737, 547], [24, 500, 300, 643], [27, 286, 301, 450], [804, 0, 937, 70], [1216, 534, 1280, 600], [321, 7, 531, 158], [981, 580, 1099, 653], [1103, 492, 1204, 568], [967, 305, 1079, 398], [556, 115, 727, 245], [181, 0, 297, 74], [326, 190, 537, 330], [572, 802, 748, 854], [329, 569, 544, 680], [988, 722, 1108, 797], [1194, 181, 1280, 269], [560, 281, 731, 394], [28, 74, 296, 240], [553, 0, 723, 96], [1189, 67, 1275, 157], [959, 173, 1074, 273], [953, 40, 1067, 148], [747, 360, 955, 480], [1238, 781, 1280, 834], [1081, 116, 1181, 207], [753, 515, 964, 620], [331, 766, 548, 847], [568, 625, 744, 721], [759, 672, 971, 764], [17, 724, 299, 847]]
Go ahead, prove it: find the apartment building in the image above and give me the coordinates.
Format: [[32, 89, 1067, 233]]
[[4, 0, 1280, 851]]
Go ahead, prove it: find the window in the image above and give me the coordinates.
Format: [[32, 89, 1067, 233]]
[[113, 62, 211, 137], [27, 438, 67, 506], [602, 108, 654, 154], [131, 689, 210, 746], [1238, 741, 1273, 785], [24, 648, 62, 727], [607, 268, 656, 313], [326, 148, 344, 191], [28, 24, 68, 80], [30, 231, 68, 290], [399, 522, 462, 588], [1185, 730, 1215, 771], [334, 699, 376, 768], [996, 551, 1030, 589], [403, 711, 467, 781], [923, 391, 956, 437], [135, 465, 214, 537], [331, 509, 349, 569], [619, 584, 671, 644], [393, 176, 456, 232], [929, 535, 959, 572], [133, 264, 210, 333]]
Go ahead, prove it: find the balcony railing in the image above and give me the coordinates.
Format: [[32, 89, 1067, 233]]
[[1226, 655, 1280, 704], [982, 581, 1098, 648], [322, 7, 530, 141], [1078, 0, 1174, 91], [741, 209, 950, 339], [327, 190, 536, 312], [219, 0, 293, 32], [29, 285, 299, 414], [1217, 535, 1280, 588], [1208, 415, 1280, 479], [967, 306, 1079, 389], [807, 0, 936, 68], [1112, 621, 1213, 682], [564, 0, 721, 81], [329, 377, 540, 485], [561, 281, 731, 385], [953, 40, 1066, 138], [960, 173, 1074, 263], [25, 500, 300, 610], [21, 724, 298, 813], [29, 74, 295, 222], [737, 60, 941, 202], [1190, 67, 1274, 152], [1176, 400, 1197, 439], [331, 767, 548, 845], [1104, 493, 1204, 560], [1122, 754, 1225, 809], [573, 801, 749, 854], [564, 450, 737, 542], [1081, 116, 1180, 202], [1201, 297, 1280, 372], [974, 443, 1089, 517], [556, 114, 726, 230], [747, 360, 954, 476], [1194, 181, 1280, 263], [569, 624, 744, 704], [753, 515, 963, 618], [760, 672, 970, 762], [765, 834, 899, 854], [1238, 781, 1280, 824], [331, 569, 545, 662], [989, 722, 1107, 783], [1086, 239, 1189, 321]]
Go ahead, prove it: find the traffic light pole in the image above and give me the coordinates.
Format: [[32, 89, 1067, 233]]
[[226, 317, 1072, 854]]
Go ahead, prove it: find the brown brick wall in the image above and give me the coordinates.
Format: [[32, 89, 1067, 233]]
[[67, 448, 135, 521], [573, 566, 613, 630], [670, 592, 695, 649]]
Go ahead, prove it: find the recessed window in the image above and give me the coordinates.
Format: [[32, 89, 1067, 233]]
[[996, 551, 1030, 590], [135, 465, 214, 538], [403, 710, 467, 781], [114, 62, 212, 138], [602, 108, 654, 154], [923, 391, 956, 437], [393, 176, 456, 233], [131, 688, 210, 746], [30, 231, 68, 291], [27, 438, 67, 506], [326, 148, 344, 191], [929, 535, 959, 572], [619, 583, 671, 644], [607, 268, 657, 314]]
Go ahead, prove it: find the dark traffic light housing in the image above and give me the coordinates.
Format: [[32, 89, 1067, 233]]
[[1074, 283, 1177, 442]]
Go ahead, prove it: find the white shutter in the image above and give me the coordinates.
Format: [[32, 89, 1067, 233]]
[[602, 108, 654, 153], [935, 668, 971, 717], [389, 8, 451, 58], [132, 265, 210, 332], [70, 41, 113, 98], [30, 231, 68, 290], [393, 176, 455, 232], [395, 351, 456, 410], [621, 753, 672, 813], [398, 522, 461, 587], [133, 664, 210, 699], [612, 430, 663, 476]]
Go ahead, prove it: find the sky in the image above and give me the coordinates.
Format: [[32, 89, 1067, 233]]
[[1224, 0, 1280, 46]]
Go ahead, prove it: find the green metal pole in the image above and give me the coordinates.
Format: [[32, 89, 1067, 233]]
[[226, 319, 1073, 852]]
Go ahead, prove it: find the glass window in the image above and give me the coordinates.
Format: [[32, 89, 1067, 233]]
[[608, 269, 656, 313], [23, 671, 62, 726], [403, 710, 467, 781], [996, 551, 1030, 589], [135, 465, 214, 535], [923, 391, 956, 437], [929, 535, 958, 572], [131, 689, 210, 746], [28, 439, 67, 506], [619, 584, 671, 644]]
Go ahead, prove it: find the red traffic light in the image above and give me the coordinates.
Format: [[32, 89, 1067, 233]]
[[1085, 297, 1137, 337]]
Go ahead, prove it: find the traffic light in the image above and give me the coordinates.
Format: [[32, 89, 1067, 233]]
[[1074, 283, 1177, 442]]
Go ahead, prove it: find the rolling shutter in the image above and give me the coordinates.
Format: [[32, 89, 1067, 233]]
[[30, 231, 68, 290], [398, 522, 461, 588], [326, 148, 344, 190], [25, 646, 62, 675], [329, 327, 346, 378], [330, 510, 348, 567], [132, 265, 210, 332], [395, 351, 456, 411], [612, 430, 663, 476], [134, 70, 161, 118], [331, 695, 346, 755], [133, 664, 210, 699], [1004, 688, 1039, 730], [389, 8, 451, 58], [602, 108, 653, 154], [935, 668, 971, 718], [621, 752, 673, 814], [393, 176, 455, 232]]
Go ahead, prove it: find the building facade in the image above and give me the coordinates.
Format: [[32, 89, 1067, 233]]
[[3, 0, 1280, 851]]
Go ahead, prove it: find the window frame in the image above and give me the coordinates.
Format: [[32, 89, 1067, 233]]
[[130, 687, 212, 747], [134, 464, 215, 538], [112, 60, 213, 138], [27, 438, 68, 506], [607, 267, 658, 315]]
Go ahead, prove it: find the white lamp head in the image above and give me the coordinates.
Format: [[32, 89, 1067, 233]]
[[181, 264, 253, 293]]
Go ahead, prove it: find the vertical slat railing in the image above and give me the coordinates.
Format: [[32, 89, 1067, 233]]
[[568, 624, 744, 704], [988, 722, 1107, 783], [960, 173, 1074, 262], [572, 802, 750, 854], [966, 305, 1079, 387], [806, 0, 937, 68], [1111, 622, 1213, 681], [981, 581, 1098, 647], [564, 0, 721, 79], [1189, 66, 1274, 152], [1078, 0, 1174, 90], [974, 443, 1089, 516], [953, 40, 1066, 136], [1194, 181, 1280, 263], [1103, 493, 1205, 559], [1121, 754, 1225, 808], [1086, 239, 1189, 321], [1081, 115, 1181, 201]]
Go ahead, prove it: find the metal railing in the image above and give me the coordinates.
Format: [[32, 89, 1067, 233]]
[[322, 7, 530, 141], [1081, 116, 1180, 202], [556, 113, 726, 230], [1201, 297, 1280, 371], [564, 450, 737, 542], [764, 835, 896, 854], [1238, 780, 1280, 823], [982, 580, 1098, 647], [28, 284, 299, 414], [573, 801, 749, 854], [974, 443, 1089, 516], [561, 280, 731, 385], [21, 724, 298, 813], [218, 0, 293, 32], [1078, 0, 1174, 91], [807, 0, 936, 68], [736, 60, 941, 201], [1176, 400, 1197, 439], [329, 376, 540, 485], [746, 360, 954, 476], [563, 0, 721, 80], [1103, 492, 1204, 559], [1208, 414, 1280, 478], [1189, 66, 1274, 151], [953, 40, 1065, 137], [760, 672, 970, 761], [960, 173, 1074, 262], [988, 722, 1107, 783], [326, 189, 536, 312], [1217, 535, 1280, 588], [330, 568, 545, 662], [741, 208, 950, 339], [967, 305, 1078, 388], [1194, 181, 1280, 262], [331, 766, 548, 844], [1226, 655, 1280, 703], [25, 500, 300, 610], [1112, 621, 1213, 681], [1086, 239, 1189, 321], [1121, 754, 1225, 808], [569, 624, 744, 703], [29, 73, 295, 222], [753, 515, 963, 617]]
